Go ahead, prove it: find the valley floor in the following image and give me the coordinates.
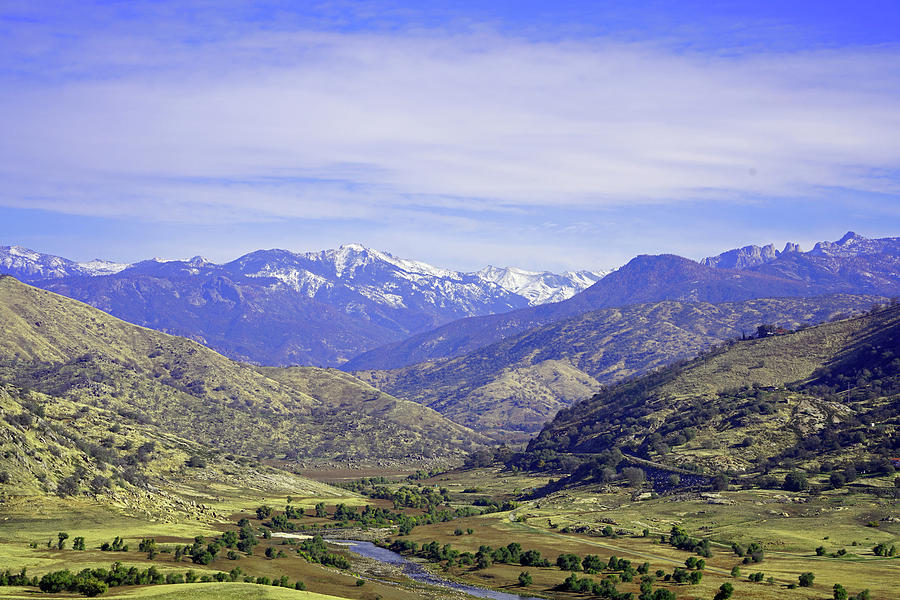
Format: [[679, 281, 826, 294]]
[[0, 468, 897, 600]]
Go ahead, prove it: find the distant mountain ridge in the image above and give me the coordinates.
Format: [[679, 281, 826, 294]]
[[0, 245, 129, 279], [347, 232, 900, 371], [0, 243, 604, 366], [476, 265, 607, 305], [700, 231, 900, 268]]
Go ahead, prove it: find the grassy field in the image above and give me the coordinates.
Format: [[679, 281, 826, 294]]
[[0, 582, 348, 599], [394, 470, 899, 600]]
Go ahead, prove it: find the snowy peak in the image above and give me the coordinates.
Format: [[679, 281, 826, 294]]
[[0, 245, 89, 280], [309, 244, 456, 279], [223, 244, 605, 313], [77, 259, 130, 276], [475, 265, 607, 305]]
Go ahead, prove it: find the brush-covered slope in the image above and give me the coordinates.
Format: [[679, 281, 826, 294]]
[[355, 295, 883, 437], [0, 382, 346, 520], [0, 276, 483, 465], [518, 302, 900, 477]]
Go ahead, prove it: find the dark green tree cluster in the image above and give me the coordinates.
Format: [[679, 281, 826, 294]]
[[872, 542, 896, 556], [833, 584, 871, 600], [297, 535, 351, 569], [667, 525, 711, 557], [732, 541, 764, 563], [0, 568, 37, 588], [559, 572, 646, 599]]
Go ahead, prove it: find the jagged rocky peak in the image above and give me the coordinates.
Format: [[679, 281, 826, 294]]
[[700, 243, 780, 269], [703, 231, 900, 268]]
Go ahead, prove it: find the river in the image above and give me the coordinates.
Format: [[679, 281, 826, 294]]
[[337, 540, 546, 600]]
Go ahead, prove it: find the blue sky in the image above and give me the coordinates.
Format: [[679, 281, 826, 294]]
[[1, 1, 898, 271]]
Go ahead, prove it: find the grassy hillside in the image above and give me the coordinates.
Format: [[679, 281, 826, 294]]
[[355, 295, 883, 437], [517, 301, 900, 483], [0, 379, 349, 524], [0, 276, 483, 466]]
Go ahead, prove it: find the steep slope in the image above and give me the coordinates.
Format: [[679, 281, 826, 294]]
[[517, 302, 900, 478], [344, 254, 864, 372], [0, 276, 484, 465], [355, 295, 883, 436]]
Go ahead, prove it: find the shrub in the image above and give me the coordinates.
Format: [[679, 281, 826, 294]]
[[799, 572, 815, 587], [714, 582, 734, 600], [783, 471, 809, 492]]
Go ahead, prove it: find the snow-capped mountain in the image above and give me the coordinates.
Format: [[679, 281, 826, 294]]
[[224, 244, 528, 318], [475, 265, 607, 305], [225, 244, 604, 311], [76, 259, 131, 276], [808, 231, 900, 257], [0, 245, 131, 280]]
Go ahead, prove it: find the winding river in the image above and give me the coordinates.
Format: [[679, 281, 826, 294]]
[[338, 540, 545, 600]]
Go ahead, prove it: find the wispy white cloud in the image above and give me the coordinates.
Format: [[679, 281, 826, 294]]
[[2, 26, 898, 224]]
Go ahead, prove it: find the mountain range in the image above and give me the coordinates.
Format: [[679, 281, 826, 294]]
[[2, 231, 899, 440], [346, 232, 900, 371], [0, 244, 604, 366]]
